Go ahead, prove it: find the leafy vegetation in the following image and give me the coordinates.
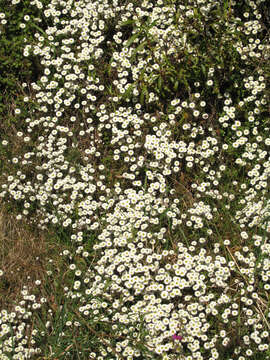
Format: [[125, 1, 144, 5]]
[[0, 0, 270, 359]]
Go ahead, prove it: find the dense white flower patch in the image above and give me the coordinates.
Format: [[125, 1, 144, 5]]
[[0, 0, 269, 358], [0, 287, 46, 359]]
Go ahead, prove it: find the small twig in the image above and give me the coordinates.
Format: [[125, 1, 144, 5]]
[[58, 344, 73, 357], [225, 246, 248, 285], [27, 319, 35, 353], [257, 295, 268, 308], [254, 303, 270, 331]]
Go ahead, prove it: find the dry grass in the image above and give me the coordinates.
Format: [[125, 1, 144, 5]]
[[0, 200, 58, 311]]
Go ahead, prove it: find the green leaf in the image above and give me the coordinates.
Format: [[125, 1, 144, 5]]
[[145, 88, 149, 103], [125, 32, 141, 47], [175, 10, 181, 23], [140, 85, 147, 105], [178, 68, 184, 80], [122, 84, 134, 100], [192, 56, 198, 66], [131, 40, 147, 61], [169, 76, 175, 84], [146, 19, 159, 30], [31, 23, 48, 38], [164, 85, 173, 94], [119, 19, 136, 27], [201, 63, 206, 76], [138, 67, 147, 81], [158, 76, 162, 91], [174, 80, 179, 91], [148, 73, 159, 85]]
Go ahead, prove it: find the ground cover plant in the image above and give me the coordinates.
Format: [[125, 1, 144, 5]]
[[0, 0, 270, 359]]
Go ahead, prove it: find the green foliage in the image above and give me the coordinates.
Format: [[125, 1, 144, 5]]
[[0, 0, 50, 126]]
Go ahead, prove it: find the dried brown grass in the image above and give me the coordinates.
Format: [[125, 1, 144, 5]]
[[0, 200, 57, 311]]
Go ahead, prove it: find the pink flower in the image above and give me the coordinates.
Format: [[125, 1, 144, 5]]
[[172, 334, 183, 341]]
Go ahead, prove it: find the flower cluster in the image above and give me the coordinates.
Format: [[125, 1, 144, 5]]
[[0, 0, 269, 358]]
